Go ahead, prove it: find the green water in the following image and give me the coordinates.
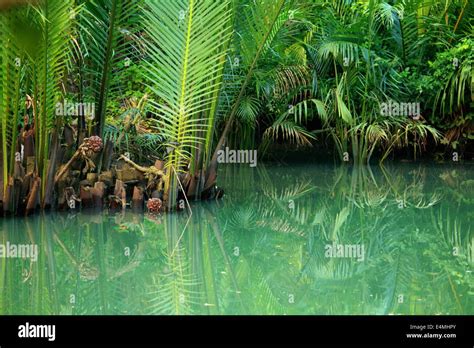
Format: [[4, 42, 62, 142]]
[[0, 163, 472, 315]]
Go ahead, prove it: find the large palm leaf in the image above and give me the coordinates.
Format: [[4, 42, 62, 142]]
[[142, 0, 233, 207], [0, 9, 24, 192], [77, 0, 143, 137], [0, 1, 72, 199], [34, 0, 74, 194]]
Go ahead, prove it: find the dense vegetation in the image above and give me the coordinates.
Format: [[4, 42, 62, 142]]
[[0, 0, 472, 214]]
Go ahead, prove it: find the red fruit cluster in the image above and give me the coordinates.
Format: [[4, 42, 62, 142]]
[[147, 198, 162, 213], [84, 136, 103, 153]]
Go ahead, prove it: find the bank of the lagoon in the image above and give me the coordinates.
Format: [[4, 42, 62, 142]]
[[0, 163, 472, 315]]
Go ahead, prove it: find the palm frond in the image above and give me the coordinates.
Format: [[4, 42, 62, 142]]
[[32, 0, 74, 192], [236, 95, 260, 126], [78, 0, 144, 136], [0, 9, 25, 188], [142, 0, 233, 206], [263, 119, 315, 147]]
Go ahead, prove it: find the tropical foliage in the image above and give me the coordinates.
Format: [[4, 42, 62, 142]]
[[0, 0, 472, 211]]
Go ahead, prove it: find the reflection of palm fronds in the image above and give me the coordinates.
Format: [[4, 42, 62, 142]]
[[228, 206, 258, 231], [348, 189, 390, 209], [332, 206, 350, 240], [259, 178, 317, 230], [260, 217, 305, 236], [146, 249, 199, 315], [311, 208, 327, 226], [406, 193, 441, 209], [350, 222, 420, 314], [263, 179, 315, 202], [313, 259, 366, 282], [233, 258, 285, 315]]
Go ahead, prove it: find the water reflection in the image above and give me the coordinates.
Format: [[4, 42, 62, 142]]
[[0, 164, 472, 315]]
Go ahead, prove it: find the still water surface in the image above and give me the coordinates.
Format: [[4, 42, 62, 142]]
[[0, 163, 472, 315]]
